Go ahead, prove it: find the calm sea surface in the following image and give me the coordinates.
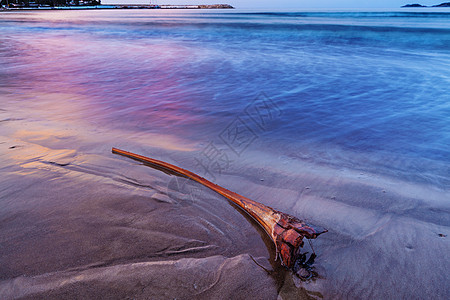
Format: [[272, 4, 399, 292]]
[[0, 9, 449, 299], [2, 9, 450, 187]]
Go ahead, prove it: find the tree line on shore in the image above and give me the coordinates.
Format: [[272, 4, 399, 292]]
[[2, 0, 100, 7]]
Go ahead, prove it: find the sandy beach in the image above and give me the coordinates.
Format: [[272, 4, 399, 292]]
[[1, 90, 449, 298]]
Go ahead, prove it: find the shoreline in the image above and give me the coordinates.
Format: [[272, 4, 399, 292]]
[[1, 100, 448, 298], [1, 4, 234, 10]]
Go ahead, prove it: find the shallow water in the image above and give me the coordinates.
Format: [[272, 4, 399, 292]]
[[0, 9, 449, 299]]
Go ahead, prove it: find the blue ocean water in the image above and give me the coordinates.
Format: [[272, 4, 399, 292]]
[[1, 9, 449, 186]]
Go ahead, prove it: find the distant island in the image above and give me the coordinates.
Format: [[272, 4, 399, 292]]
[[402, 3, 427, 6], [402, 2, 450, 7], [1, 1, 234, 9]]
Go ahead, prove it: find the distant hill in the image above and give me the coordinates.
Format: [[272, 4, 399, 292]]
[[402, 3, 427, 7], [402, 2, 450, 7], [432, 2, 450, 6]]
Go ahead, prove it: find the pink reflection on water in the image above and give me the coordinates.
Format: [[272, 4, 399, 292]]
[[14, 31, 213, 138]]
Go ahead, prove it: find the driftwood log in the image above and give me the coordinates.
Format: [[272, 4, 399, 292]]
[[112, 147, 327, 275]]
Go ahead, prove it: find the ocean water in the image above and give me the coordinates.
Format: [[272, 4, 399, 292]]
[[2, 9, 449, 186], [0, 9, 449, 299]]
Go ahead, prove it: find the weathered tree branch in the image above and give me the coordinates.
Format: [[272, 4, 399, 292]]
[[112, 147, 327, 273]]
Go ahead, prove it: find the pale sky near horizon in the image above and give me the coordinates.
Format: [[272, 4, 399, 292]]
[[101, 0, 444, 9]]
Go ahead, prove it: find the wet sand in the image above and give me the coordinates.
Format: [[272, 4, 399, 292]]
[[0, 93, 449, 299]]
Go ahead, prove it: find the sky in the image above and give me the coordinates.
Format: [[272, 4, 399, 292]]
[[102, 0, 444, 9]]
